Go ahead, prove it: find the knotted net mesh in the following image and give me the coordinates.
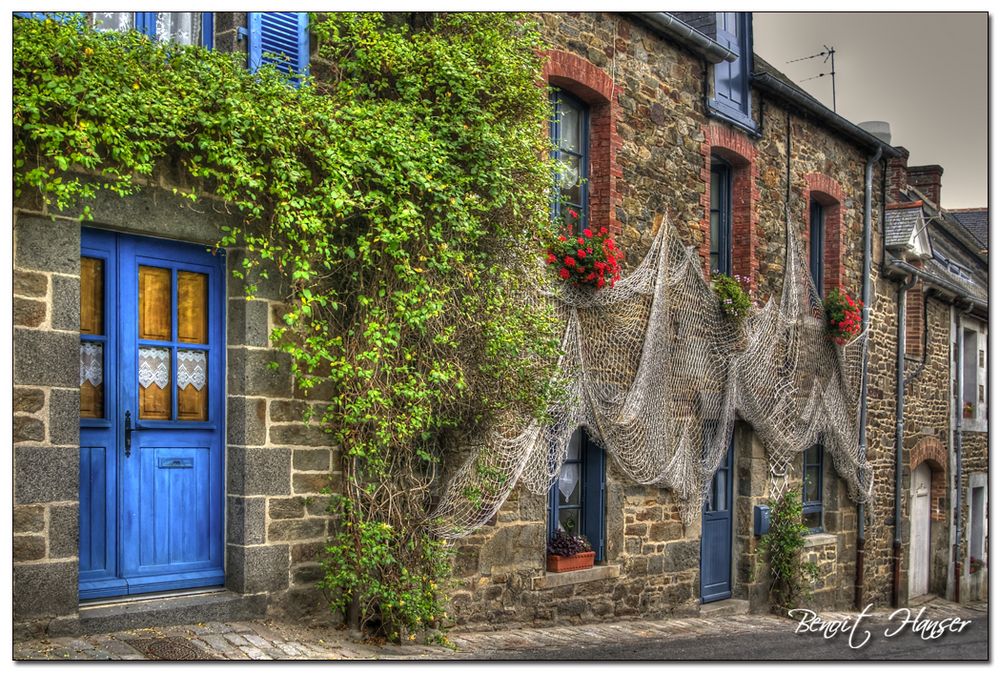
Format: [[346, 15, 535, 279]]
[[431, 214, 873, 538]]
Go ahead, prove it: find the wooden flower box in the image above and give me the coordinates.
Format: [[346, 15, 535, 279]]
[[546, 551, 596, 573]]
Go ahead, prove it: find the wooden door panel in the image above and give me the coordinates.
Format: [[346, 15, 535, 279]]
[[81, 257, 104, 335], [137, 446, 213, 568], [177, 271, 208, 344], [138, 265, 171, 341], [909, 463, 931, 597], [138, 347, 171, 420]]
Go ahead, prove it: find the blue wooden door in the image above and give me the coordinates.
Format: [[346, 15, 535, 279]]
[[700, 438, 733, 603], [79, 229, 225, 599]]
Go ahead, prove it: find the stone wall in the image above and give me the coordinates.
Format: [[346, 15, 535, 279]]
[[13, 212, 84, 630], [446, 11, 881, 627], [224, 249, 341, 620]]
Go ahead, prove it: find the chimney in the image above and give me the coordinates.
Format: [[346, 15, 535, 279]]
[[908, 165, 944, 207], [859, 120, 892, 145], [886, 146, 910, 204]]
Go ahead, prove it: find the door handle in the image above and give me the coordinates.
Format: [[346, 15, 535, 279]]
[[124, 410, 135, 458]]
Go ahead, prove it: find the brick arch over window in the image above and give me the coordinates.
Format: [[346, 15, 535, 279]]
[[543, 50, 622, 235], [909, 436, 948, 523], [700, 123, 760, 291], [803, 173, 845, 296]]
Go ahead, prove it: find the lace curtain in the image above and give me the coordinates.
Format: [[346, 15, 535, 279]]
[[136, 349, 207, 391], [138, 348, 170, 389], [92, 12, 133, 32], [80, 343, 103, 387], [177, 351, 207, 391], [92, 12, 201, 46], [155, 13, 200, 46]]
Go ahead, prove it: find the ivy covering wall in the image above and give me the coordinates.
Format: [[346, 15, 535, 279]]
[[14, 13, 562, 639]]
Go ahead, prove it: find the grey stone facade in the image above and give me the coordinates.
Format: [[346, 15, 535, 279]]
[[12, 10, 985, 637]]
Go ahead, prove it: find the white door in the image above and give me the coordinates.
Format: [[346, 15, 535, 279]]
[[909, 462, 931, 597]]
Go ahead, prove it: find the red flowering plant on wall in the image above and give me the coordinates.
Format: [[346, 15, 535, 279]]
[[822, 287, 863, 345], [546, 210, 622, 289]]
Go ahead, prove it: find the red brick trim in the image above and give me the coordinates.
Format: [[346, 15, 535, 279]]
[[910, 436, 948, 522], [803, 173, 846, 296], [542, 50, 623, 236], [910, 436, 947, 472], [905, 282, 925, 358], [699, 123, 760, 292]]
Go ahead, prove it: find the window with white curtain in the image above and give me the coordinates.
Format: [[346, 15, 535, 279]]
[[92, 12, 211, 48]]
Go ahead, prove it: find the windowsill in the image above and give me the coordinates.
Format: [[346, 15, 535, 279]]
[[961, 420, 988, 433], [802, 533, 837, 548], [706, 100, 760, 137], [532, 564, 621, 590]]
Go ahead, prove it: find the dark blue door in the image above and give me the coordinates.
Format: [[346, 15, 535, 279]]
[[700, 438, 733, 602], [79, 229, 225, 599]]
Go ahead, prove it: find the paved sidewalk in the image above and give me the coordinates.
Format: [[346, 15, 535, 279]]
[[13, 597, 986, 661]]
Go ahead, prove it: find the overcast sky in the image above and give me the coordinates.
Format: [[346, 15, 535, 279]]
[[752, 12, 987, 210]]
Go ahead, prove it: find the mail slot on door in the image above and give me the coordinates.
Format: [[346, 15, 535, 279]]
[[158, 457, 194, 469]]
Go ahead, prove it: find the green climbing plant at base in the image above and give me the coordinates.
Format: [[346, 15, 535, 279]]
[[14, 12, 562, 640], [757, 490, 821, 613]]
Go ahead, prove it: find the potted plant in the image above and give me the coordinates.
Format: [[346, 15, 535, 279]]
[[822, 287, 863, 345], [546, 528, 595, 572], [546, 211, 622, 290], [970, 556, 985, 574], [963, 401, 975, 419], [712, 273, 752, 321]]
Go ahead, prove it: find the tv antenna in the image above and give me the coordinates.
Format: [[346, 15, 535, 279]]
[[787, 45, 836, 112]]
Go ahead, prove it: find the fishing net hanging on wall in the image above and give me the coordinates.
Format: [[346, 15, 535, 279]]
[[431, 214, 874, 539]]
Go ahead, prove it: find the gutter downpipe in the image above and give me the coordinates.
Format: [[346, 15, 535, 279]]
[[855, 147, 881, 610], [892, 272, 918, 608]]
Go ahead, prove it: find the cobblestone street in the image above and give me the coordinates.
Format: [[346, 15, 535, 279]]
[[13, 597, 986, 661]]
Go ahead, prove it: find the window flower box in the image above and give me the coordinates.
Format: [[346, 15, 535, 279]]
[[547, 550, 596, 573]]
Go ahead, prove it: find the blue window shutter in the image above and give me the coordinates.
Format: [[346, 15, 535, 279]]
[[134, 12, 157, 39], [248, 12, 309, 78], [715, 12, 742, 108], [710, 12, 754, 129], [201, 13, 214, 49]]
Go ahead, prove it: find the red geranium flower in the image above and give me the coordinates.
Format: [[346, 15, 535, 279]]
[[559, 267, 571, 279], [564, 256, 576, 267], [577, 249, 586, 259]]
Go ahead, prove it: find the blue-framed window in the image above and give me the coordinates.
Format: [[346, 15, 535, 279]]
[[809, 199, 825, 292], [14, 12, 74, 21], [247, 12, 310, 80], [91, 12, 214, 49], [548, 428, 605, 562], [710, 158, 733, 275], [550, 89, 590, 232], [802, 444, 824, 532], [708, 12, 755, 132]]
